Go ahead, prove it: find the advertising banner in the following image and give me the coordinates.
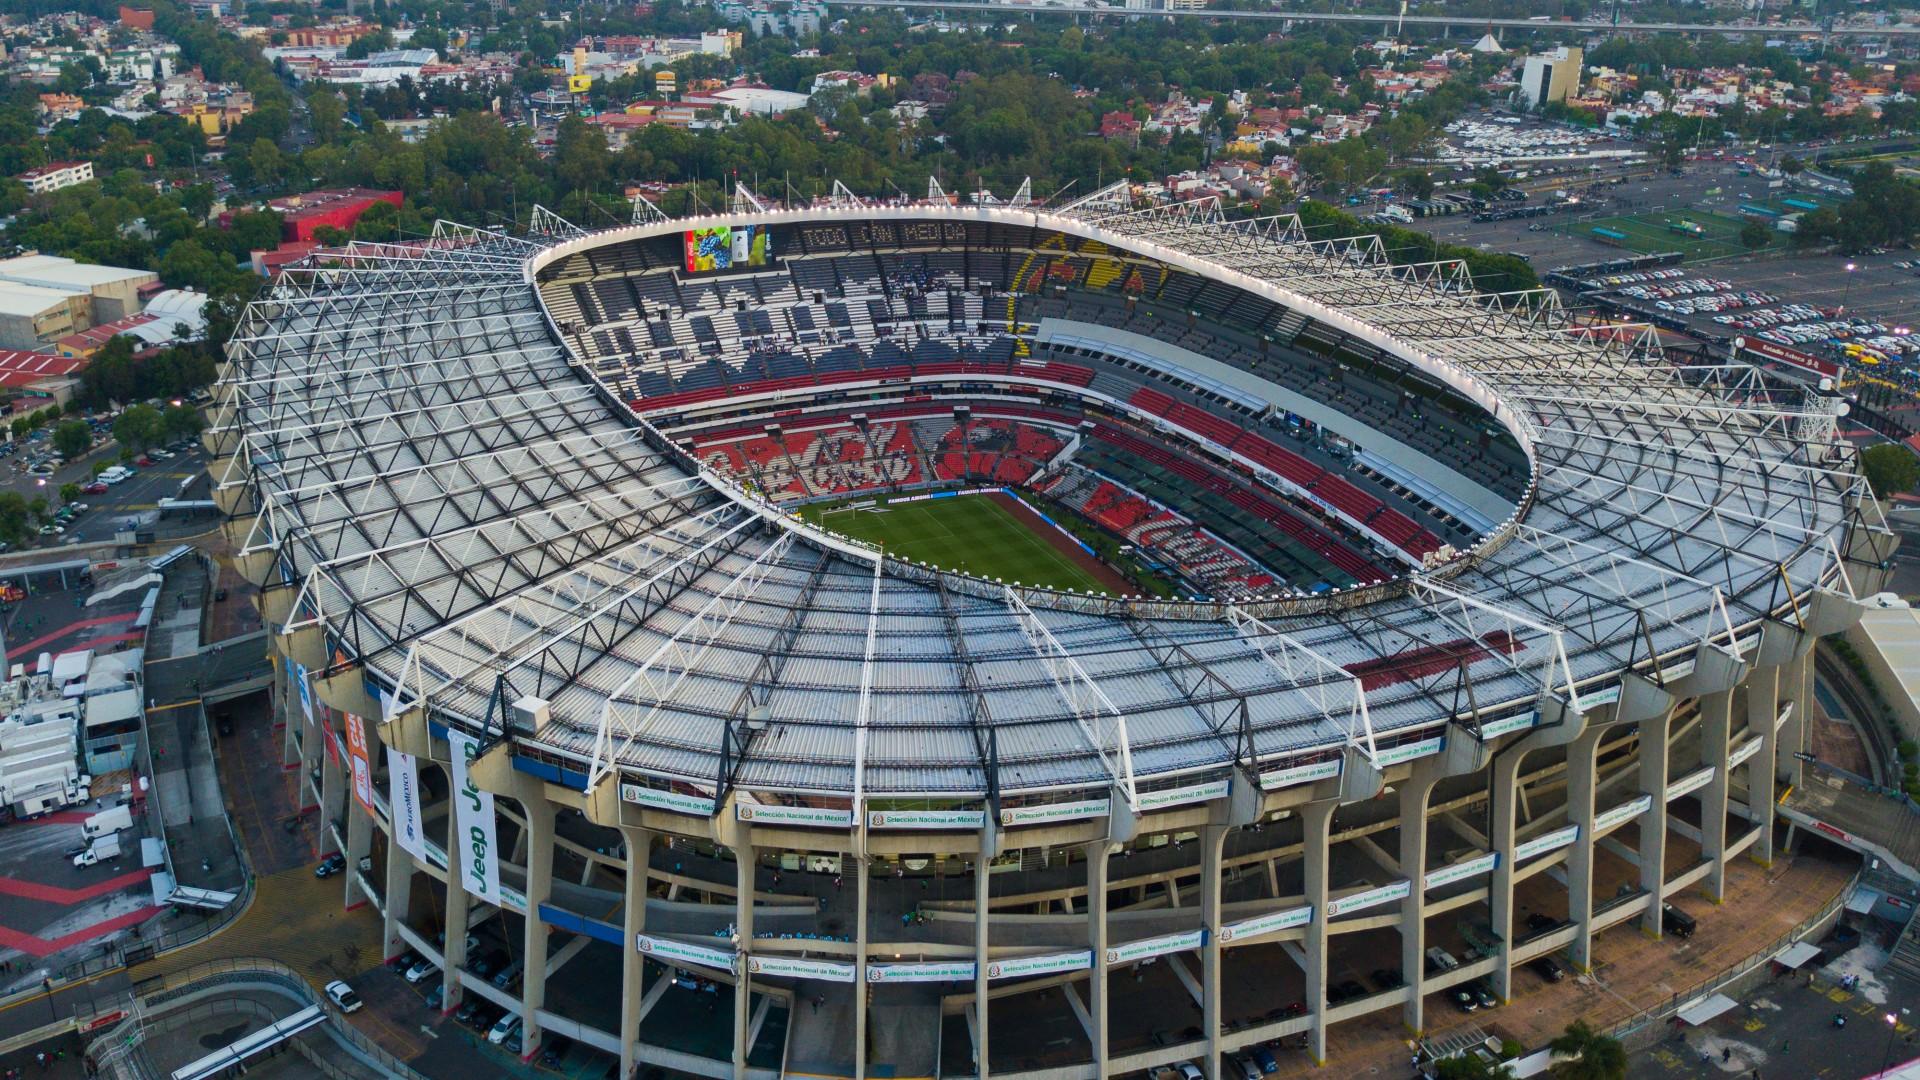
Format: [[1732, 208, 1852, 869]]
[[1135, 779, 1229, 812], [1594, 794, 1653, 833], [736, 802, 855, 827], [1422, 853, 1498, 891], [621, 783, 714, 817], [343, 712, 375, 814], [387, 747, 428, 861], [745, 955, 856, 982], [1104, 929, 1203, 966], [1326, 880, 1412, 917], [866, 809, 985, 830], [985, 951, 1092, 980], [1513, 824, 1579, 862], [1218, 905, 1313, 944], [637, 934, 736, 973], [1259, 759, 1341, 792], [447, 729, 501, 905], [1000, 799, 1111, 827], [866, 961, 976, 983]]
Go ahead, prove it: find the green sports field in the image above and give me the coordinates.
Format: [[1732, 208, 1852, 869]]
[[797, 493, 1110, 593], [1554, 207, 1777, 262]]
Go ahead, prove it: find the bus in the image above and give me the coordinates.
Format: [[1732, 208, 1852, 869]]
[[1592, 227, 1629, 246]]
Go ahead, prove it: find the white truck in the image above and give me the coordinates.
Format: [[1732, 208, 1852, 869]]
[[73, 833, 121, 867], [82, 804, 132, 839]]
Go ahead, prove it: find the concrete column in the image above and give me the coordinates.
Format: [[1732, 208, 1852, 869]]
[[619, 826, 651, 1080], [519, 797, 557, 1057], [345, 776, 373, 909], [1777, 650, 1809, 791], [319, 727, 345, 859], [1085, 842, 1112, 1079], [299, 702, 322, 810], [1638, 708, 1674, 935], [1397, 764, 1440, 1035], [382, 827, 413, 961], [1199, 824, 1228, 1080], [1301, 800, 1335, 1066], [1746, 665, 1780, 866], [974, 839, 992, 1080], [1564, 727, 1604, 972], [731, 837, 756, 1078], [1698, 690, 1733, 903], [1487, 748, 1528, 1001], [441, 767, 470, 1013], [855, 851, 869, 1080]]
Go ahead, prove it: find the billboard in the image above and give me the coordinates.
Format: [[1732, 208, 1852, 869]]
[[683, 224, 771, 274]]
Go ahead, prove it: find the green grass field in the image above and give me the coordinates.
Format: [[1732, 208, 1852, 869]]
[[1555, 207, 1777, 262], [798, 493, 1110, 593]]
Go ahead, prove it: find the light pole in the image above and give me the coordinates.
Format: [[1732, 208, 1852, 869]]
[[1882, 1007, 1911, 1075], [1841, 261, 1858, 315]]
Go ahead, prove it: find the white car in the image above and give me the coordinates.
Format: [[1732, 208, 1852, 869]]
[[488, 1014, 522, 1045], [403, 958, 439, 984], [324, 980, 362, 1013]]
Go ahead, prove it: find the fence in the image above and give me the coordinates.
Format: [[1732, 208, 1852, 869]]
[[1601, 867, 1857, 1050]]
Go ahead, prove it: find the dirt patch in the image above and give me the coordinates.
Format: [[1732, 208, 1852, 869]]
[[990, 491, 1135, 596]]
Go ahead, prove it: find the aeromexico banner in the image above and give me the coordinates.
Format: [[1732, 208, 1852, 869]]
[[447, 729, 501, 906], [388, 747, 428, 862]]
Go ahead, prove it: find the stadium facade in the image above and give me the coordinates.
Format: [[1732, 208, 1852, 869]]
[[210, 188, 1894, 1080]]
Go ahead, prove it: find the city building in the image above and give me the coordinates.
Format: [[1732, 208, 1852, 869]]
[[15, 161, 95, 195], [0, 255, 159, 322], [0, 282, 92, 350], [246, 188, 404, 242], [55, 288, 208, 356], [1519, 46, 1583, 109]]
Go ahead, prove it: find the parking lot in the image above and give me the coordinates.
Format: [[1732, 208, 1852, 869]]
[[0, 421, 210, 550]]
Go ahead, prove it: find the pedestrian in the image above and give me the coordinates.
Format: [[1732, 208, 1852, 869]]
[[1722, 1047, 1731, 1063]]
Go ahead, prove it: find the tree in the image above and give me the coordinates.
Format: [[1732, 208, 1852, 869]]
[[161, 404, 204, 443], [1782, 155, 1806, 176], [1861, 443, 1920, 500], [58, 482, 80, 505], [112, 404, 163, 453], [1738, 220, 1772, 249], [1548, 1020, 1627, 1080], [0, 492, 31, 546], [52, 419, 91, 460]]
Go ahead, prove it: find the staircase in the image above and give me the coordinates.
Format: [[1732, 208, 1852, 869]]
[[1885, 913, 1920, 983]]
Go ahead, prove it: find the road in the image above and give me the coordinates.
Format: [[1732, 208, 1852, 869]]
[[827, 0, 1916, 36]]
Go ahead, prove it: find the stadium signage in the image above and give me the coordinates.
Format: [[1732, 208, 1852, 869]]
[[1374, 737, 1444, 767], [636, 934, 736, 973], [1259, 759, 1341, 791], [620, 783, 714, 818], [1000, 798, 1112, 827], [1135, 779, 1231, 812], [447, 729, 501, 905], [1326, 880, 1412, 917], [1514, 825, 1580, 862], [986, 950, 1092, 980], [746, 955, 856, 983], [1105, 929, 1205, 966], [1735, 337, 1839, 379], [1423, 853, 1498, 891], [737, 803, 856, 828], [866, 809, 986, 830], [342, 710, 375, 815], [1728, 738, 1764, 769], [1217, 904, 1313, 944], [866, 961, 976, 983], [1478, 712, 1537, 739], [1594, 794, 1653, 833], [388, 748, 428, 862], [1666, 766, 1716, 801]]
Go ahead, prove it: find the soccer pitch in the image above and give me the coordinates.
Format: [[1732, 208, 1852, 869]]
[[797, 494, 1111, 594]]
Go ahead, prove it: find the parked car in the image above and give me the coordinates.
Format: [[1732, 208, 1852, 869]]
[[404, 957, 439, 985], [1369, 968, 1404, 991], [1231, 1053, 1262, 1080], [1530, 956, 1567, 982], [1249, 1046, 1279, 1074], [1175, 1064, 1204, 1080], [1448, 987, 1480, 1013], [324, 980, 362, 1013], [315, 852, 346, 878], [1469, 980, 1499, 1009], [488, 1014, 521, 1046]]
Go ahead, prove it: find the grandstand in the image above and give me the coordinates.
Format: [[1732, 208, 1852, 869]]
[[210, 191, 1889, 1080]]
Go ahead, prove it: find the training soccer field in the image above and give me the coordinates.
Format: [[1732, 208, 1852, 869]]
[[797, 493, 1110, 594]]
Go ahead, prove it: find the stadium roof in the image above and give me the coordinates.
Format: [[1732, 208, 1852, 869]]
[[211, 194, 1877, 810]]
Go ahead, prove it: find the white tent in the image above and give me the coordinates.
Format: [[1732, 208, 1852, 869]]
[[1676, 993, 1739, 1026], [1774, 941, 1822, 970]]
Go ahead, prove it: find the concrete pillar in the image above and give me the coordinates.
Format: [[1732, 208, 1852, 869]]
[[974, 839, 992, 1080], [1746, 665, 1780, 866], [1199, 824, 1228, 1080], [1397, 764, 1439, 1035], [732, 837, 756, 1078], [1301, 800, 1335, 1065], [1564, 727, 1604, 972], [1638, 708, 1674, 934], [382, 827, 413, 961], [299, 702, 322, 810], [319, 727, 345, 859], [431, 765, 469, 1015], [519, 797, 557, 1057], [345, 775, 373, 909], [855, 850, 869, 1080], [1487, 747, 1528, 1001], [1086, 842, 1112, 1079], [1698, 690, 1733, 903], [619, 826, 651, 1080], [1777, 650, 1809, 791]]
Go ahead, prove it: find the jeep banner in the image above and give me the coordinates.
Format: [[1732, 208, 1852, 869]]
[[447, 729, 500, 905]]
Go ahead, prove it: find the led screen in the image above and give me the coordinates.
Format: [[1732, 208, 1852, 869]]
[[684, 224, 771, 274]]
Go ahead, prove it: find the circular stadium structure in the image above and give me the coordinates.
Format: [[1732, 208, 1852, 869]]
[[210, 186, 1893, 1080]]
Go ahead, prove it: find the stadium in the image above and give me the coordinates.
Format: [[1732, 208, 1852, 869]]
[[210, 185, 1891, 1080]]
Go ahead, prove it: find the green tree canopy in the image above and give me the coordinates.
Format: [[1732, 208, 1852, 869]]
[[1861, 443, 1920, 500]]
